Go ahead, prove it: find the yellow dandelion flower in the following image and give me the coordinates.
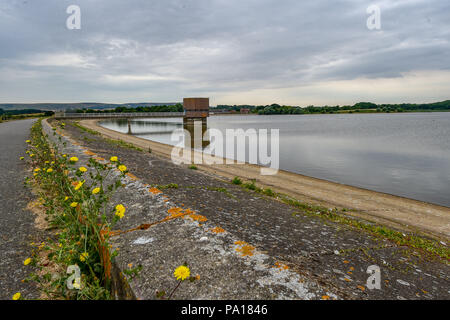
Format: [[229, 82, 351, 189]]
[[34, 168, 40, 172], [24, 258, 32, 266], [78, 167, 87, 173], [26, 140, 31, 143], [69, 156, 78, 163], [45, 161, 49, 164], [46, 168, 53, 173], [118, 165, 127, 172], [63, 154, 67, 158], [70, 202, 78, 208], [92, 187, 101, 195], [20, 157, 24, 160], [80, 252, 89, 262], [74, 180, 85, 191], [12, 292, 21, 300], [115, 204, 126, 219], [173, 265, 190, 281], [110, 156, 118, 162], [64, 196, 69, 201]]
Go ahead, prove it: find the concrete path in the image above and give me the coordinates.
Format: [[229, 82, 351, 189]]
[[0, 119, 39, 300], [49, 119, 450, 300]]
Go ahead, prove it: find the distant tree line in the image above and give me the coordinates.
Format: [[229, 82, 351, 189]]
[[0, 108, 53, 120], [215, 100, 450, 115], [73, 104, 184, 113]]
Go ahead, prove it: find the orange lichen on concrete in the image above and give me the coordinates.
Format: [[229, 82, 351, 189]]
[[273, 261, 289, 270], [111, 209, 191, 237], [189, 213, 208, 223], [168, 207, 183, 217], [322, 295, 330, 300], [234, 241, 255, 257], [210, 226, 225, 234], [148, 187, 162, 195], [357, 285, 365, 291], [168, 210, 189, 219], [84, 150, 96, 156], [126, 172, 139, 180], [179, 208, 207, 223]]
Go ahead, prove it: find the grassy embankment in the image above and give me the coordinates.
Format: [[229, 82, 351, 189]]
[[23, 119, 129, 299]]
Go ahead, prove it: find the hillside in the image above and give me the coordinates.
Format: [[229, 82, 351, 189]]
[[0, 102, 179, 111]]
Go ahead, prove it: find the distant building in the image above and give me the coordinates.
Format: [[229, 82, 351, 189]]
[[240, 108, 250, 114], [210, 108, 232, 114]]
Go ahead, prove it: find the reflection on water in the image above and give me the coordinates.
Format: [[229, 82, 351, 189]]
[[100, 118, 182, 136], [99, 113, 450, 207]]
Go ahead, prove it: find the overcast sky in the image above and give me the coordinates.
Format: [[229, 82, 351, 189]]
[[0, 0, 449, 106]]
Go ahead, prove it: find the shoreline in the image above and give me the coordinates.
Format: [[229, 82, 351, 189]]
[[79, 119, 450, 241]]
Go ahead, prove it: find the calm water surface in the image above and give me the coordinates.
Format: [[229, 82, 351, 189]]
[[100, 113, 450, 207]]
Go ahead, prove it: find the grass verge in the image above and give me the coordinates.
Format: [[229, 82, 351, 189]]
[[23, 119, 130, 299]]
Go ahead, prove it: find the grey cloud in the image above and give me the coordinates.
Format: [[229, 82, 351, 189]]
[[0, 0, 449, 104]]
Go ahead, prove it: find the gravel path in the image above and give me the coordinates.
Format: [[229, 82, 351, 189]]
[[0, 119, 40, 300]]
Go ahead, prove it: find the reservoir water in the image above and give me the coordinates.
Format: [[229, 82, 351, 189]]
[[99, 112, 450, 207]]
